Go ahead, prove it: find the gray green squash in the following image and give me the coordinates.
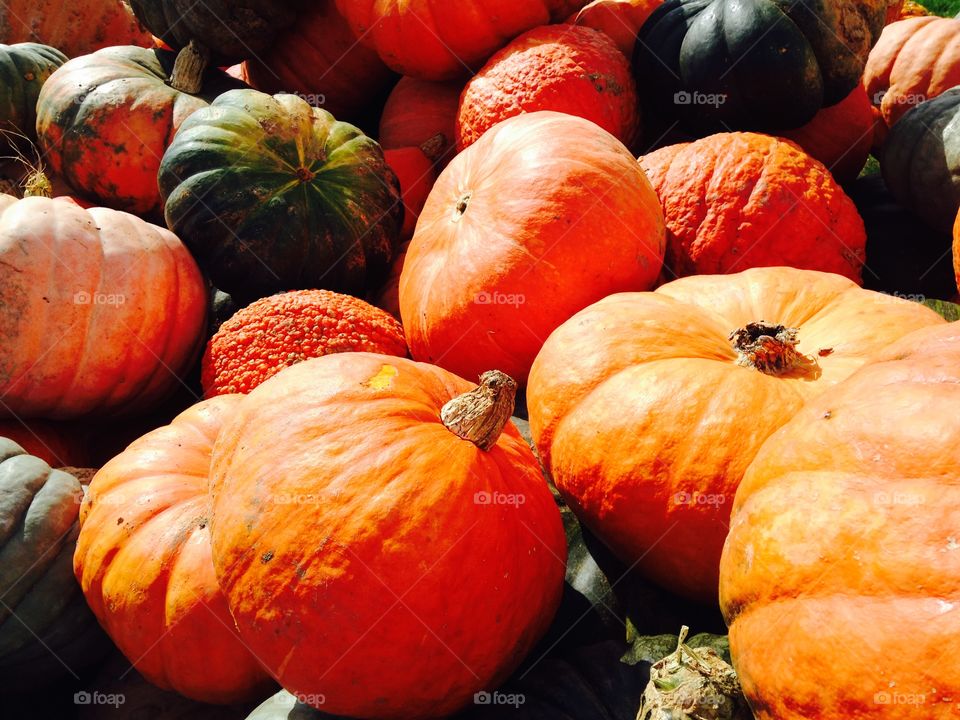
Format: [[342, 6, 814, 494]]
[[0, 42, 66, 140]]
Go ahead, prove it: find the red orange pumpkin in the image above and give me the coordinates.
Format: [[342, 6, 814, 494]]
[[384, 146, 437, 240], [379, 76, 462, 168], [567, 0, 663, 58]]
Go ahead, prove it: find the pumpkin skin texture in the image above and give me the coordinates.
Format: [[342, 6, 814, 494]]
[[885, 0, 905, 23], [242, 0, 395, 123], [400, 111, 665, 386], [159, 89, 403, 302], [567, 0, 663, 58], [36, 45, 241, 217], [201, 289, 408, 397], [379, 76, 462, 168], [881, 87, 960, 233], [954, 208, 960, 296], [0, 421, 90, 467], [74, 396, 273, 704], [0, 43, 66, 140], [719, 321, 960, 720], [0, 440, 109, 690], [456, 25, 640, 151], [635, 0, 887, 133], [527, 267, 945, 603], [384, 146, 437, 239], [639, 133, 866, 282], [864, 16, 960, 128], [0, 1, 151, 59], [335, 0, 590, 81], [208, 352, 566, 719], [778, 84, 875, 184], [0, 195, 206, 420]]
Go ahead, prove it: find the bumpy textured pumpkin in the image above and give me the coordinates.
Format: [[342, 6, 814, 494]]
[[865, 16, 960, 127], [0, 421, 89, 467], [640, 133, 866, 281], [36, 46, 240, 217], [881, 87, 960, 233], [567, 0, 663, 57], [334, 0, 589, 80], [720, 320, 960, 719], [635, 0, 887, 132], [384, 146, 437, 239], [401, 111, 665, 385], [243, 0, 394, 122], [209, 353, 566, 718], [160, 89, 403, 301], [0, 440, 108, 690], [779, 84, 875, 184], [201, 289, 408, 396], [456, 25, 639, 151], [0, 1, 151, 58], [0, 43, 65, 140], [528, 267, 944, 603], [0, 195, 206, 419], [74, 396, 273, 703], [379, 76, 462, 167]]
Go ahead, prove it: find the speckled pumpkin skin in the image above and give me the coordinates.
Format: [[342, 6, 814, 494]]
[[0, 43, 66, 139], [865, 16, 960, 127], [201, 289, 408, 396], [640, 132, 866, 281], [74, 396, 273, 704], [456, 24, 639, 150], [720, 321, 960, 719], [208, 352, 566, 719], [36, 46, 240, 216], [527, 267, 945, 603]]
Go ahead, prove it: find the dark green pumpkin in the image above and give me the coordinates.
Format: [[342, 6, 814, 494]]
[[159, 89, 404, 301], [0, 438, 109, 690], [634, 0, 887, 133], [881, 87, 960, 234], [0, 42, 66, 140]]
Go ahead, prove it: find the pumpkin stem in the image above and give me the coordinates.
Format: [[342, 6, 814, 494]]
[[440, 370, 516, 451], [729, 321, 815, 376], [170, 39, 210, 94]]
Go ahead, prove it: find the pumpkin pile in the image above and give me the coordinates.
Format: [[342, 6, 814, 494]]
[[5, 0, 960, 718]]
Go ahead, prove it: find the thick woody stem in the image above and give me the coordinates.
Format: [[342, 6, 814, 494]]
[[440, 370, 516, 451], [170, 40, 210, 94], [729, 321, 810, 376]]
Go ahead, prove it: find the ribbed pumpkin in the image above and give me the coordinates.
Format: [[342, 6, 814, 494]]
[[567, 0, 663, 57], [0, 440, 109, 690], [400, 111, 665, 385], [864, 16, 960, 127], [779, 84, 875, 184], [456, 25, 640, 151], [0, 421, 89, 467], [36, 45, 241, 217], [159, 89, 403, 302], [527, 267, 945, 603], [881, 87, 960, 233], [635, 0, 887, 133], [74, 396, 273, 704], [201, 289, 408, 397], [242, 0, 394, 122], [0, 195, 206, 420], [0, 43, 66, 140], [954, 208, 960, 296], [334, 0, 589, 80], [0, 0, 151, 58], [639, 133, 866, 281], [719, 320, 960, 719], [379, 76, 462, 168], [384, 146, 437, 239], [208, 352, 566, 719]]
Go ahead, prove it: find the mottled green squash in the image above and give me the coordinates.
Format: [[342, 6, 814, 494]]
[[0, 43, 66, 140], [159, 89, 403, 301]]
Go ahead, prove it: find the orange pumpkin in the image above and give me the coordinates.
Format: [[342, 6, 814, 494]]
[[779, 84, 876, 184], [0, 195, 206, 419], [375, 239, 408, 321], [0, 420, 89, 467], [400, 111, 665, 385], [456, 24, 640, 151], [384, 146, 437, 239], [0, 0, 151, 58], [885, 0, 905, 23], [201, 289, 408, 397], [208, 353, 566, 718], [378, 76, 462, 168], [954, 208, 960, 296], [527, 267, 945, 603], [74, 396, 273, 703], [864, 16, 960, 128], [243, 0, 394, 122], [720, 320, 960, 719], [334, 0, 589, 80], [639, 132, 866, 282], [567, 0, 663, 58]]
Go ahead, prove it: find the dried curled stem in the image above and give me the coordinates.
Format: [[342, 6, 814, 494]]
[[440, 370, 516, 451], [729, 321, 815, 376]]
